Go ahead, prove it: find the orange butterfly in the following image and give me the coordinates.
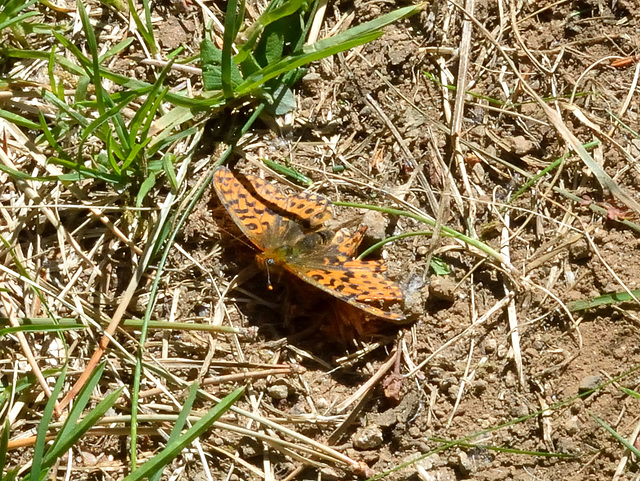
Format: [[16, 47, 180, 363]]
[[213, 166, 405, 321]]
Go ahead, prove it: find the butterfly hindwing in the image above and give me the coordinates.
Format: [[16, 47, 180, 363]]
[[214, 166, 405, 321]]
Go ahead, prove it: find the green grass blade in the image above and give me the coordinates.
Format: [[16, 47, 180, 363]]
[[148, 382, 200, 481], [334, 201, 506, 265], [162, 153, 178, 191], [41, 89, 90, 128], [28, 364, 67, 481], [76, 0, 105, 113], [0, 109, 40, 130], [508, 140, 600, 204], [55, 362, 107, 443], [590, 413, 640, 458], [37, 111, 70, 160], [42, 387, 124, 468], [124, 387, 244, 481], [0, 419, 9, 475], [620, 387, 640, 400], [127, 0, 157, 55], [98, 37, 134, 64], [221, 0, 244, 97], [262, 159, 312, 186], [128, 75, 170, 148], [0, 11, 39, 32], [567, 288, 640, 312], [136, 172, 156, 208], [0, 324, 85, 336]]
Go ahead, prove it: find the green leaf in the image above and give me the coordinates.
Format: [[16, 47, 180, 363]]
[[235, 0, 309, 64], [136, 172, 156, 208], [235, 4, 421, 95], [265, 83, 296, 115], [162, 153, 178, 191], [430, 256, 451, 276], [201, 38, 243, 91]]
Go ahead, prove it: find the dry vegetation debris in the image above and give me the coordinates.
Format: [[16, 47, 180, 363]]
[[1, 0, 640, 479]]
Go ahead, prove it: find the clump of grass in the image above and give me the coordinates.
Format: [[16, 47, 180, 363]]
[[0, 0, 423, 477]]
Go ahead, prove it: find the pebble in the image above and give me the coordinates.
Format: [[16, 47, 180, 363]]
[[239, 437, 260, 458], [564, 415, 580, 435], [429, 276, 456, 302], [455, 451, 475, 476], [267, 382, 291, 400], [361, 211, 388, 242], [484, 338, 497, 353], [352, 425, 384, 450], [369, 409, 397, 429], [578, 375, 602, 393]]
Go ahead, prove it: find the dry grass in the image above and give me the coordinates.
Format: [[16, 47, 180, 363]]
[[2, 0, 640, 479]]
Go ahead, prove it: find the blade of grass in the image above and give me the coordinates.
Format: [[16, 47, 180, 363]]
[[148, 382, 200, 481], [235, 4, 422, 95], [76, 0, 106, 113], [221, 0, 243, 97], [0, 419, 9, 474], [128, 0, 157, 55], [590, 413, 640, 458], [566, 288, 640, 312], [334, 202, 508, 268], [42, 387, 124, 468], [28, 365, 66, 481], [124, 387, 245, 481]]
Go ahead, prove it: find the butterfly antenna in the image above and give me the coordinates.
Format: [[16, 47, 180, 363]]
[[265, 259, 274, 290]]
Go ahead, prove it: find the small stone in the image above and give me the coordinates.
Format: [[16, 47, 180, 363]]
[[473, 379, 488, 395], [555, 436, 578, 454], [484, 338, 497, 353], [569, 239, 590, 260], [429, 276, 456, 302], [267, 382, 290, 400], [504, 371, 517, 388], [239, 436, 261, 458], [612, 347, 626, 360], [369, 409, 397, 429], [361, 211, 388, 242], [578, 375, 602, 394], [564, 415, 580, 435], [352, 425, 384, 450], [456, 451, 476, 476], [506, 135, 536, 155]]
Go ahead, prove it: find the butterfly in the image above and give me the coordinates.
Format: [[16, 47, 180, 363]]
[[213, 166, 405, 321]]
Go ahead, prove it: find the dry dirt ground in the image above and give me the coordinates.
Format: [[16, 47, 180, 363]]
[[4, 0, 640, 479]]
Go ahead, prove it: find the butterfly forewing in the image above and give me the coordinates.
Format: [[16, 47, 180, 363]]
[[214, 166, 406, 322]]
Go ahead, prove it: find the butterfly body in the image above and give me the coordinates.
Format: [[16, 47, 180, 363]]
[[214, 166, 405, 321]]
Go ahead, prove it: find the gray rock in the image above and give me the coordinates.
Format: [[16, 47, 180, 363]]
[[578, 375, 602, 394], [352, 425, 384, 450]]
